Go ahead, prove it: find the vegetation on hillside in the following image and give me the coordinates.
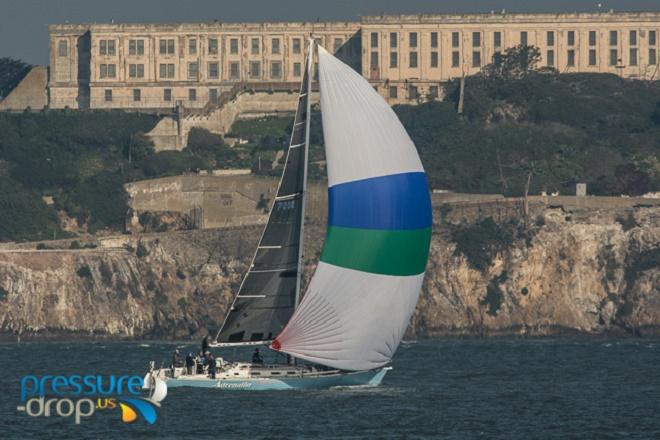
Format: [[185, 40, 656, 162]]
[[428, 45, 660, 196], [1, 46, 658, 241]]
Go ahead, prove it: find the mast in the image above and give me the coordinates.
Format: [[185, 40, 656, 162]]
[[294, 39, 314, 308]]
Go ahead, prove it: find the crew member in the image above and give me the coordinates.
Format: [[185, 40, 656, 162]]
[[252, 348, 264, 365]]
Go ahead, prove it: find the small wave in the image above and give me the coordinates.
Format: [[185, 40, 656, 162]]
[[139, 344, 151, 348], [326, 386, 406, 396]]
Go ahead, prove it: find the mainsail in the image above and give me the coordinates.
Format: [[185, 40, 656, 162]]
[[214, 45, 312, 345], [272, 45, 432, 370]]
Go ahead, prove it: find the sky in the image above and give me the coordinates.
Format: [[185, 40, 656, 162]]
[[1, 0, 659, 64]]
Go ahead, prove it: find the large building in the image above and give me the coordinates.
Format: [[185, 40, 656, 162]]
[[38, 11, 660, 110]]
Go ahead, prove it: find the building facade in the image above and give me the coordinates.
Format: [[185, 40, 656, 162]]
[[47, 12, 660, 110]]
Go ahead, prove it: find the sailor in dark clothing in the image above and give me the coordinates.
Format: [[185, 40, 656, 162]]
[[252, 348, 264, 365], [201, 335, 209, 354], [185, 352, 195, 375], [207, 354, 216, 379]]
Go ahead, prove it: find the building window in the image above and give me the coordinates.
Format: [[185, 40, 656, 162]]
[[229, 62, 240, 79], [159, 39, 175, 55], [429, 85, 439, 99], [409, 51, 418, 68], [99, 64, 116, 78], [292, 38, 301, 54], [452, 51, 460, 67], [230, 38, 239, 54], [188, 89, 196, 101], [409, 32, 417, 48], [133, 89, 141, 102], [567, 50, 575, 67], [209, 88, 218, 103], [472, 51, 481, 68], [371, 32, 378, 48], [589, 49, 597, 66], [251, 38, 260, 55], [371, 52, 379, 69], [187, 62, 198, 80], [431, 32, 438, 48], [408, 85, 418, 100], [58, 40, 68, 57], [272, 38, 281, 54], [293, 62, 301, 77], [546, 50, 555, 67], [452, 32, 460, 48], [472, 32, 481, 47], [430, 52, 438, 68], [629, 30, 637, 46], [494, 32, 502, 48], [129, 64, 144, 78], [520, 32, 528, 46], [547, 31, 555, 46], [609, 49, 618, 66], [209, 38, 218, 55], [129, 39, 144, 55], [609, 30, 618, 46], [390, 32, 398, 48], [589, 31, 597, 46], [630, 48, 638, 66], [188, 39, 197, 55], [208, 62, 219, 79], [159, 63, 175, 78], [650, 49, 658, 65], [390, 52, 398, 68], [249, 61, 261, 78], [650, 31, 657, 46], [164, 88, 172, 102], [104, 89, 112, 102], [99, 40, 116, 56], [389, 86, 397, 99], [333, 38, 343, 52], [567, 31, 575, 46], [271, 61, 282, 78]]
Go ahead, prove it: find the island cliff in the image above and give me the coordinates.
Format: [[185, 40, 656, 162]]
[[0, 205, 658, 340]]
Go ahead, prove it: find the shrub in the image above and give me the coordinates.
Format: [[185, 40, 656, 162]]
[[136, 241, 149, 258], [76, 265, 93, 279], [451, 217, 515, 271]]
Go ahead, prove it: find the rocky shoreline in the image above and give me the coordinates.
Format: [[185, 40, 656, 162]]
[[0, 205, 658, 341]]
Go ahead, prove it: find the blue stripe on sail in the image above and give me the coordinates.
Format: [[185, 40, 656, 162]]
[[328, 172, 432, 230]]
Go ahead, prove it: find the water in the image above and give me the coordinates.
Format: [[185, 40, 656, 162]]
[[1, 339, 659, 439]]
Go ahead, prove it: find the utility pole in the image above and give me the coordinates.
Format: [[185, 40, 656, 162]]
[[457, 73, 466, 115]]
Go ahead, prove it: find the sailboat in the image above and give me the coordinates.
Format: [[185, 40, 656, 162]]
[[144, 40, 432, 390]]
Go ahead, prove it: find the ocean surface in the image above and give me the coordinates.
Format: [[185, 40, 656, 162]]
[[1, 339, 659, 440]]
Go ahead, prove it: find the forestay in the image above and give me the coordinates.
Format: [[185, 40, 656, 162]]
[[272, 45, 432, 371], [215, 47, 312, 345]]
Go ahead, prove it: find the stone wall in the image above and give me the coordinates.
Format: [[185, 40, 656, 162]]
[[125, 174, 328, 231], [146, 89, 316, 150]]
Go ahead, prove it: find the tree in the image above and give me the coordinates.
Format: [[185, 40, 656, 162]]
[[0, 58, 32, 98], [481, 45, 545, 80]]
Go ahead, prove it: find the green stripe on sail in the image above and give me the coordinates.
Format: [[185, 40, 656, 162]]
[[320, 226, 431, 276]]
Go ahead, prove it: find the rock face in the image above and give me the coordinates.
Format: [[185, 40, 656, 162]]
[[0, 207, 658, 340]]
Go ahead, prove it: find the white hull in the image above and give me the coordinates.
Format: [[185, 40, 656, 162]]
[[146, 363, 390, 391]]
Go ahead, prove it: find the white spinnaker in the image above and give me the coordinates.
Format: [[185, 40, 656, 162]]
[[317, 45, 424, 186], [273, 45, 429, 371], [276, 263, 424, 370]]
